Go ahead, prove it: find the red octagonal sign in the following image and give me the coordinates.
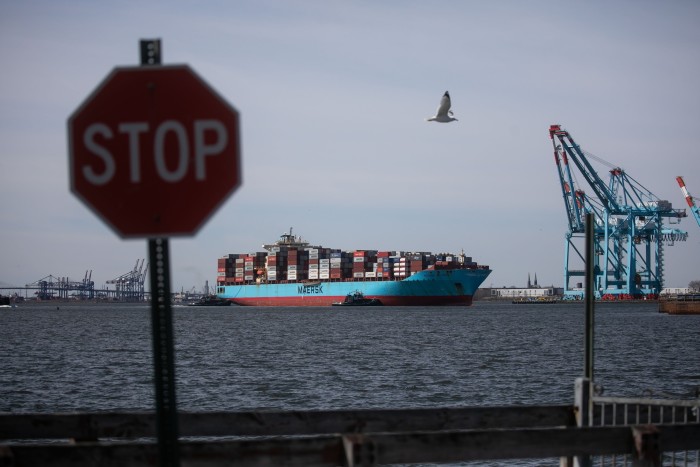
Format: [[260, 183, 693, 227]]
[[68, 65, 241, 238]]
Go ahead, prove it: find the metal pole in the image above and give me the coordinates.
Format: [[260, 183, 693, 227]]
[[149, 237, 179, 467], [572, 212, 597, 467], [141, 39, 180, 467], [584, 212, 595, 382]]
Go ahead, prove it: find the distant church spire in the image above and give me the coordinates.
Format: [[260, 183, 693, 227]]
[[527, 273, 531, 288], [534, 273, 538, 287]]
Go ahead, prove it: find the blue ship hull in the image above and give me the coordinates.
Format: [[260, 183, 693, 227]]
[[218, 267, 491, 306]]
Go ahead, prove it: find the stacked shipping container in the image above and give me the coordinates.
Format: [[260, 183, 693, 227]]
[[217, 246, 481, 286]]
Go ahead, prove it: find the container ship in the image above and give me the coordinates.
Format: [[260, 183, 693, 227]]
[[216, 229, 491, 307]]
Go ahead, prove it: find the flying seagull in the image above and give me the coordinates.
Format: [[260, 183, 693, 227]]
[[426, 91, 457, 123]]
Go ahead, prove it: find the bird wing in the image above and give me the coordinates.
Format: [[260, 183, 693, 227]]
[[435, 91, 452, 117]]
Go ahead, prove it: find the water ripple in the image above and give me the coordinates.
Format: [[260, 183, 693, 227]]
[[1, 302, 699, 414]]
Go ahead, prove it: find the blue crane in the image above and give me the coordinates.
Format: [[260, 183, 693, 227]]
[[549, 125, 688, 300]]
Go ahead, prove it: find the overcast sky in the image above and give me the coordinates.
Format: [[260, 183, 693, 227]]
[[1, 0, 699, 293]]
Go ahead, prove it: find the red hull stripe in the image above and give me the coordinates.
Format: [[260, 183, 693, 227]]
[[228, 295, 473, 307]]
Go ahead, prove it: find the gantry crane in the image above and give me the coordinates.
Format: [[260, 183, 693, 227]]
[[106, 259, 149, 301], [549, 125, 688, 300], [676, 176, 700, 228], [25, 270, 95, 300]]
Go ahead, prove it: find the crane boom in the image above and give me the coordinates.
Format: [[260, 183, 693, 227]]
[[677, 176, 700, 228]]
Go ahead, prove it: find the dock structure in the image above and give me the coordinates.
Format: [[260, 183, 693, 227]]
[[659, 294, 700, 315]]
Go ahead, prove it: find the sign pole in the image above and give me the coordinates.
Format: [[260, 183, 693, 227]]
[[148, 237, 179, 466], [141, 39, 180, 467], [69, 43, 240, 465]]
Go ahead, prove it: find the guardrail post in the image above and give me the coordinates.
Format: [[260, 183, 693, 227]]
[[631, 425, 660, 467], [574, 377, 592, 467], [343, 434, 377, 467]]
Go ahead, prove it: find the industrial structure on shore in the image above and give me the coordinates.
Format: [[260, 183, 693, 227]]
[[549, 125, 690, 300], [3, 260, 149, 302]]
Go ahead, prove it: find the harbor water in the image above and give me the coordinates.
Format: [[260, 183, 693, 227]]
[[2, 301, 699, 464]]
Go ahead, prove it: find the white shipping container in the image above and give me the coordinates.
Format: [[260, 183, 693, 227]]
[[319, 258, 330, 265], [267, 266, 277, 272], [244, 275, 254, 281], [288, 265, 298, 271], [235, 268, 244, 273], [330, 257, 342, 264], [365, 272, 376, 278], [287, 274, 297, 280], [307, 248, 318, 254], [353, 272, 365, 278], [244, 265, 253, 271], [309, 253, 319, 260], [309, 264, 319, 269], [353, 256, 365, 263], [319, 273, 330, 279]]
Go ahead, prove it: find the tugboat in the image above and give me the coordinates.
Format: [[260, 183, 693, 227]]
[[0, 295, 12, 308], [187, 295, 233, 307], [332, 291, 382, 307]]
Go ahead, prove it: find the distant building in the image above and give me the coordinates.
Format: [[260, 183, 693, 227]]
[[490, 287, 559, 299], [478, 273, 563, 300], [660, 287, 692, 296]]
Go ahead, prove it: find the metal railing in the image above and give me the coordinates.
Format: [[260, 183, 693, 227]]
[[2, 404, 700, 466], [590, 395, 700, 467]]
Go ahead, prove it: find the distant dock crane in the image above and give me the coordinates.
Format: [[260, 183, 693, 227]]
[[549, 125, 688, 300], [106, 259, 149, 301], [25, 271, 95, 300]]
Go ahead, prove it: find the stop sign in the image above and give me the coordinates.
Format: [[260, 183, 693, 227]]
[[68, 65, 241, 237]]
